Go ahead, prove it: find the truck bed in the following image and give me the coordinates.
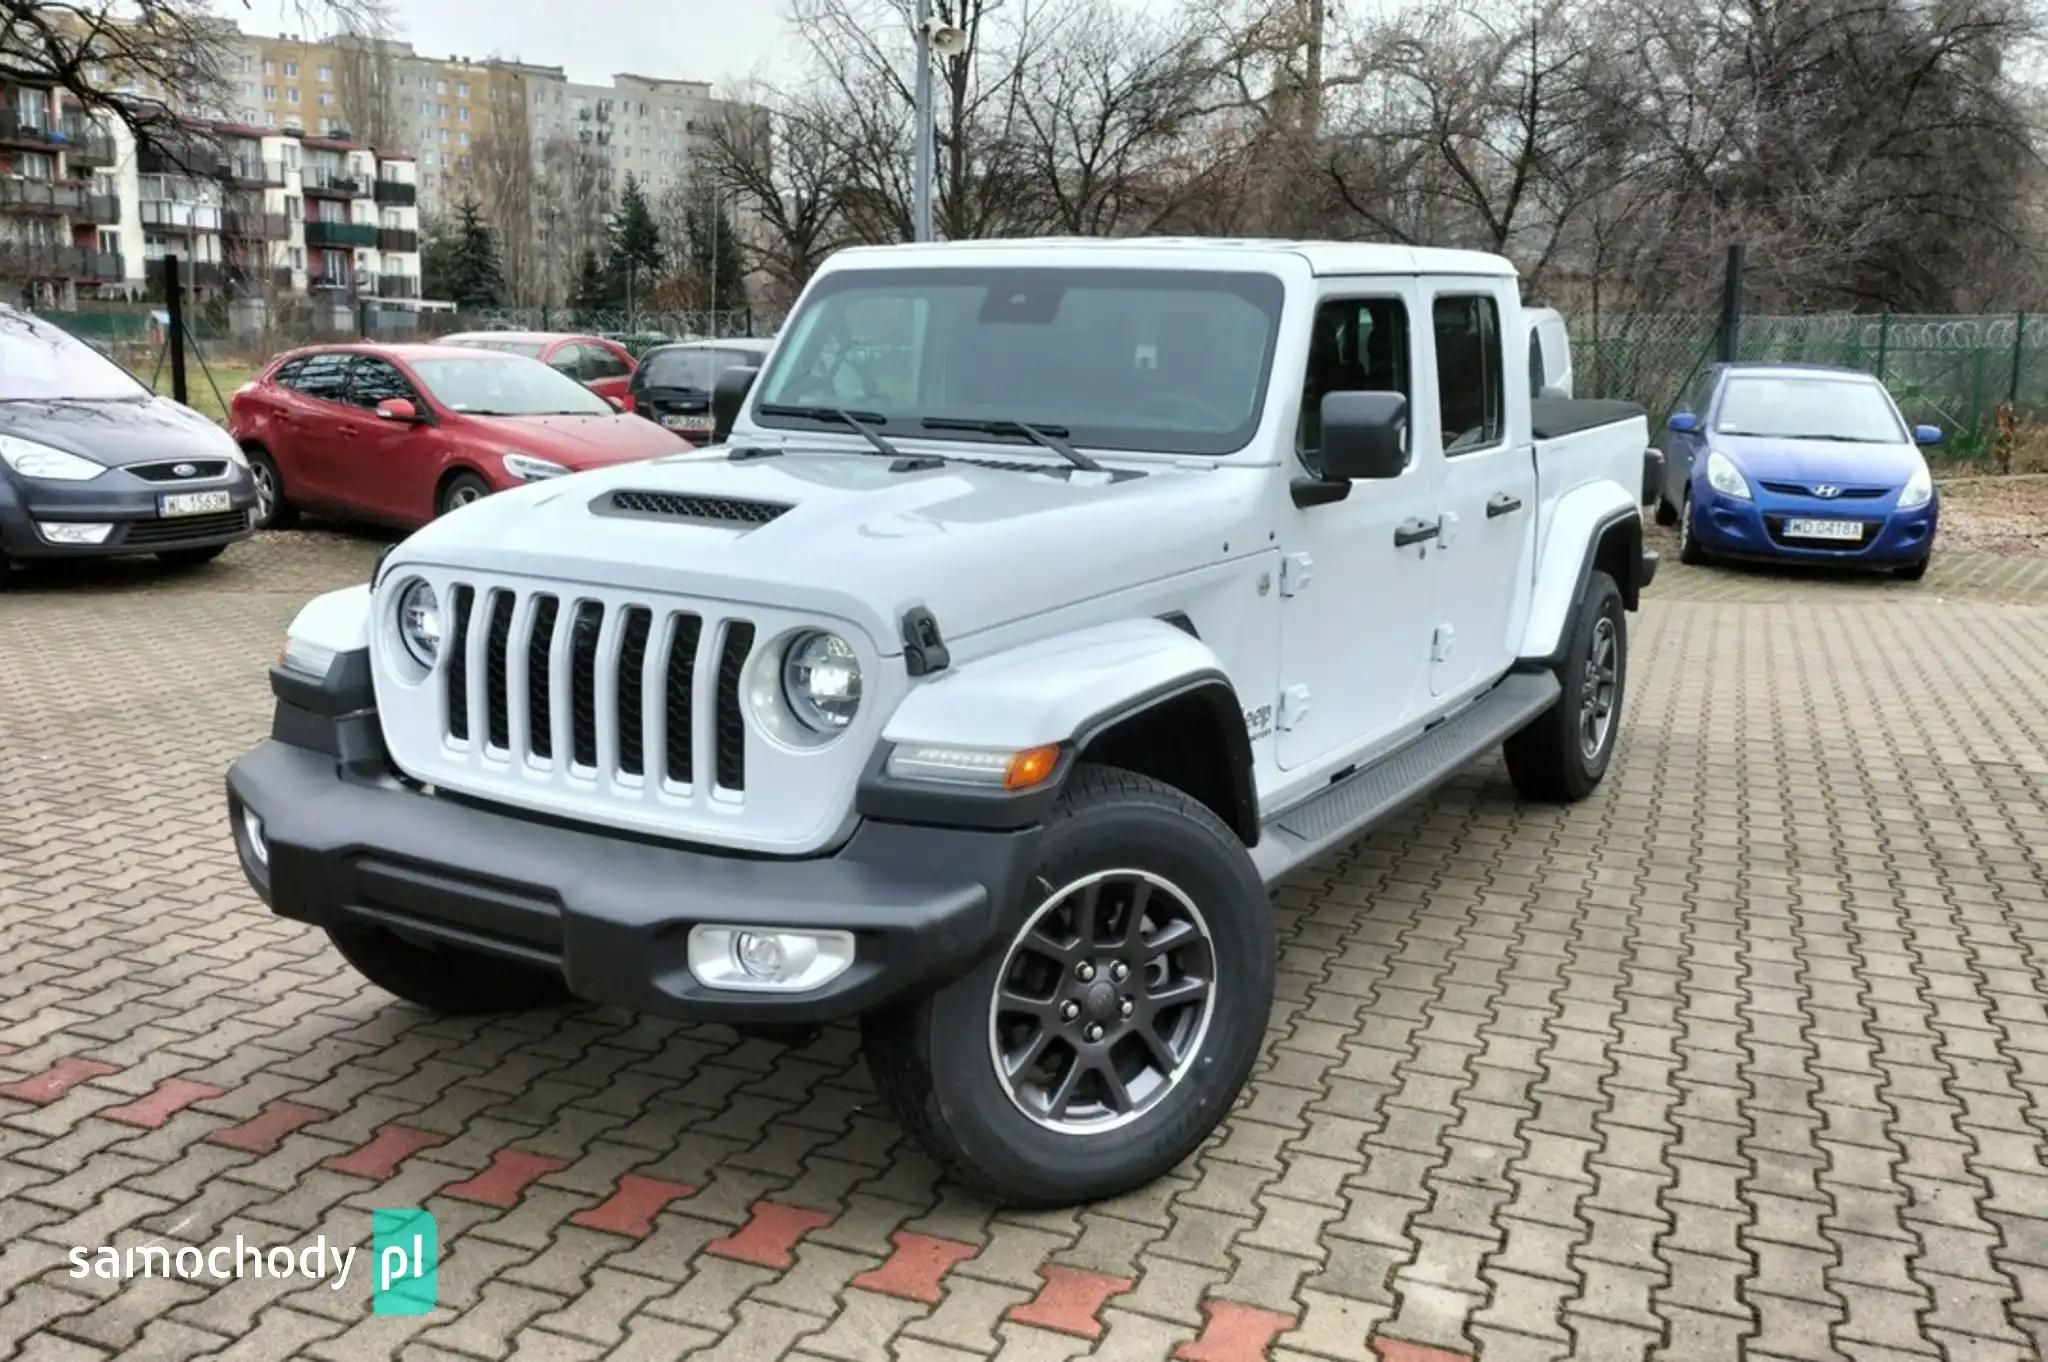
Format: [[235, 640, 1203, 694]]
[[1531, 398, 1646, 440]]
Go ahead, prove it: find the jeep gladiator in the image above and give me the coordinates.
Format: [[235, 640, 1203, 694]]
[[227, 240, 1656, 1206]]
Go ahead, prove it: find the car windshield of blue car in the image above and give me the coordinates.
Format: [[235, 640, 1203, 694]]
[[1715, 377, 1907, 443], [0, 309, 150, 402]]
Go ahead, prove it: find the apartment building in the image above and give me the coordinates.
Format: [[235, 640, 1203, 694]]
[[0, 80, 124, 307]]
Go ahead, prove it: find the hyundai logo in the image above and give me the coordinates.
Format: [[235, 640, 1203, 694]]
[[1812, 483, 1842, 498], [172, 462, 198, 478]]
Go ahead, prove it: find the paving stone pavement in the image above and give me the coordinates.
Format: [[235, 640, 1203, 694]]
[[2, 525, 2047, 1361]]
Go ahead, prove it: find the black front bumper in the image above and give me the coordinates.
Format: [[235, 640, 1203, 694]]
[[226, 717, 1040, 1024], [0, 466, 258, 560]]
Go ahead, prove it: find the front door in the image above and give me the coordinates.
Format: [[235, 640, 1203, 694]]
[[1424, 284, 1538, 698], [1276, 282, 1443, 771], [335, 356, 435, 523]]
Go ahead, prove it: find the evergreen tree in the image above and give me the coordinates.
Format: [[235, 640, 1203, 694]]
[[684, 197, 748, 314], [571, 249, 607, 312], [602, 174, 663, 308], [437, 195, 502, 310]]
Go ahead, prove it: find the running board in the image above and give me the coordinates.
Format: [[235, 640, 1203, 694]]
[[1251, 671, 1561, 886]]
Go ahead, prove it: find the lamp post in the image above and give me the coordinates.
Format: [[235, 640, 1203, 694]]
[[912, 4, 967, 243]]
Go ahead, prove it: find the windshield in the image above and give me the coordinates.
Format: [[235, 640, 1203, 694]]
[[1716, 376, 1906, 443], [641, 346, 757, 391], [0, 310, 149, 402], [755, 268, 1285, 455], [410, 355, 612, 416], [447, 337, 544, 359]]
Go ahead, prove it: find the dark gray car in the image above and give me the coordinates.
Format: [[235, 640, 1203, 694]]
[[0, 306, 257, 584]]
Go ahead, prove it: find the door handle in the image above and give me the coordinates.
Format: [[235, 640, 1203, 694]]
[[1486, 493, 1524, 518], [1394, 517, 1441, 547]]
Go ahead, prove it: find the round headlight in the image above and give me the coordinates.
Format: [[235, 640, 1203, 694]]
[[397, 580, 442, 667], [781, 631, 861, 733]]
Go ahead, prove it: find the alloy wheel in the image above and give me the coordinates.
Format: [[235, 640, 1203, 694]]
[[988, 869, 1217, 1133], [1579, 615, 1619, 759]]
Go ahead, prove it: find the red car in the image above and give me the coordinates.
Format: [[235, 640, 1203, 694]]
[[229, 344, 691, 529], [438, 331, 639, 406]]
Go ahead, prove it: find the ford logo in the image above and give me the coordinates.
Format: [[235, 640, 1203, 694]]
[[1812, 483, 1841, 498], [173, 462, 198, 477]]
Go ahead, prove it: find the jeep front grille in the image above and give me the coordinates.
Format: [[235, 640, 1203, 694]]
[[441, 584, 755, 794]]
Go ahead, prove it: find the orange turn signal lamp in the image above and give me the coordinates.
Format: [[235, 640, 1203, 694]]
[[885, 741, 1065, 790]]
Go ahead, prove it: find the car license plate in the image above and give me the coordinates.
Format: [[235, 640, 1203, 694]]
[[662, 414, 713, 432], [159, 490, 233, 517], [1783, 517, 1862, 542]]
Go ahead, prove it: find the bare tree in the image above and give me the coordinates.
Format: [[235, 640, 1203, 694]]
[[534, 133, 610, 306], [470, 87, 539, 302], [329, 8, 401, 150], [700, 88, 853, 306]]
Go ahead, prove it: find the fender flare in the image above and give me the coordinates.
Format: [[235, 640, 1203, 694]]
[[1518, 484, 1642, 665], [860, 618, 1254, 836]]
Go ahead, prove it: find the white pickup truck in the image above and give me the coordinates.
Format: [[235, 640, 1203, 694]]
[[227, 240, 1657, 1207]]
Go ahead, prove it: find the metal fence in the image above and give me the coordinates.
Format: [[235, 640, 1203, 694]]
[[1569, 312, 2047, 465]]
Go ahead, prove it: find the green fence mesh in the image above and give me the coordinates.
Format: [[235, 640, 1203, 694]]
[[1569, 312, 2045, 466]]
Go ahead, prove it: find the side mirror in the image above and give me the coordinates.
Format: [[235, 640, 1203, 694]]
[[1668, 411, 1699, 434], [1320, 390, 1408, 480], [1914, 424, 1942, 446], [376, 397, 420, 423], [712, 364, 760, 445]]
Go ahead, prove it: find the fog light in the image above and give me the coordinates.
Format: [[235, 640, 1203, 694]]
[[36, 521, 114, 545], [687, 926, 855, 993], [241, 807, 269, 867]]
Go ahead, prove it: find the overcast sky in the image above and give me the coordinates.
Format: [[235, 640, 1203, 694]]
[[244, 0, 802, 89]]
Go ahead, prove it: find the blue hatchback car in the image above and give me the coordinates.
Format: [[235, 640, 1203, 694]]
[[1655, 363, 1940, 579]]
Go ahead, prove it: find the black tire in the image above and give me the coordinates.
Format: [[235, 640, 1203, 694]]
[[439, 472, 491, 517], [247, 449, 297, 530], [327, 923, 570, 1014], [1653, 495, 1678, 526], [1677, 488, 1709, 565], [863, 764, 1273, 1208], [1505, 569, 1626, 803], [158, 544, 227, 569], [1894, 557, 1931, 581]]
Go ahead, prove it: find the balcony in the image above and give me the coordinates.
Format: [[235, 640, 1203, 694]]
[[373, 177, 416, 206], [225, 158, 286, 188], [368, 274, 418, 299], [82, 193, 119, 223], [58, 119, 116, 168], [0, 242, 122, 280], [140, 200, 223, 232], [139, 145, 224, 177], [377, 227, 418, 253], [0, 104, 59, 150], [304, 169, 364, 197], [0, 178, 88, 213], [223, 209, 289, 239], [304, 219, 377, 248]]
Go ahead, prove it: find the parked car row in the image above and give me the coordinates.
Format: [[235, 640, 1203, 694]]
[[0, 314, 772, 585]]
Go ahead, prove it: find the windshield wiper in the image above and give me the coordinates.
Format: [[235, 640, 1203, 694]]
[[757, 403, 906, 460], [921, 417, 1103, 473]]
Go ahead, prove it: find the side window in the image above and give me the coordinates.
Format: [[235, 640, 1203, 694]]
[[345, 358, 414, 410], [286, 353, 353, 403], [271, 357, 308, 387], [1527, 326, 1547, 397], [548, 344, 588, 380], [1683, 368, 1716, 420], [1432, 294, 1503, 454], [1296, 296, 1410, 478], [585, 345, 630, 380]]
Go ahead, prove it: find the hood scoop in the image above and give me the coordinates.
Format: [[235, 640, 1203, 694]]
[[597, 489, 794, 528]]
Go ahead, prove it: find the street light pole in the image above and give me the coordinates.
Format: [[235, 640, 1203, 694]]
[[912, 0, 935, 243]]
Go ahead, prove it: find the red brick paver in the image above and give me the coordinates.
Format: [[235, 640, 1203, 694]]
[[704, 1201, 836, 1269], [98, 1077, 226, 1127], [1006, 1265, 1136, 1339], [569, 1174, 699, 1238], [849, 1230, 981, 1303], [205, 1100, 332, 1152], [1176, 1300, 1300, 1361], [0, 1057, 119, 1105], [439, 1149, 571, 1207], [322, 1123, 448, 1179]]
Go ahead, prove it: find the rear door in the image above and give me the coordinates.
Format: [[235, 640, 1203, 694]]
[[337, 356, 435, 523], [1275, 281, 1442, 771], [272, 352, 357, 506], [1424, 284, 1538, 699]]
